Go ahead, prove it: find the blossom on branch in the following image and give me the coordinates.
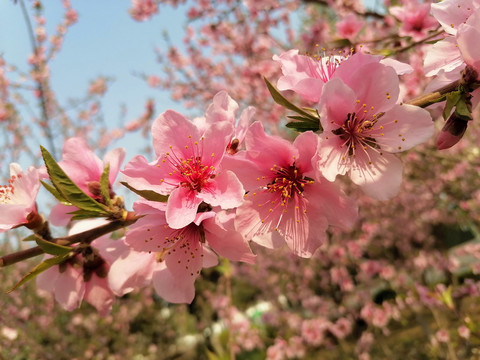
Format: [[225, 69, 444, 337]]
[[124, 200, 255, 303], [317, 61, 433, 200], [0, 163, 42, 232], [226, 122, 357, 258], [122, 97, 245, 229]]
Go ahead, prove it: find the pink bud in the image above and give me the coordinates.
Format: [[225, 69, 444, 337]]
[[436, 114, 468, 150]]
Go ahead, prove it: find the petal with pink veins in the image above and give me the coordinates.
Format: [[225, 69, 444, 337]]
[[349, 151, 403, 200], [373, 104, 433, 153], [152, 262, 196, 303], [166, 186, 203, 229], [197, 170, 244, 209]]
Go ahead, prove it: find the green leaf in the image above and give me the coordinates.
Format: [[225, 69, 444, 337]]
[[22, 234, 39, 242], [68, 209, 109, 221], [35, 237, 72, 256], [41, 180, 72, 206], [6, 252, 72, 293], [99, 163, 112, 206], [264, 77, 320, 122], [41, 146, 109, 215], [455, 97, 473, 121], [443, 91, 461, 120], [121, 181, 169, 202], [285, 121, 321, 132]]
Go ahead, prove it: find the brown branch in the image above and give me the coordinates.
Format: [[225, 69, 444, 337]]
[[0, 212, 140, 268]]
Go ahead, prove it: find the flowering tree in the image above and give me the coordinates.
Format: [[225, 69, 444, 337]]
[[2, 0, 480, 358]]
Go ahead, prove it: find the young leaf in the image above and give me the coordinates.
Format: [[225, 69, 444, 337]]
[[68, 209, 110, 221], [99, 163, 112, 206], [286, 121, 321, 132], [121, 181, 169, 202], [40, 146, 109, 215], [22, 234, 39, 242], [41, 180, 72, 206], [264, 77, 320, 122], [35, 237, 72, 256], [443, 91, 461, 120], [6, 252, 72, 293], [455, 97, 473, 121]]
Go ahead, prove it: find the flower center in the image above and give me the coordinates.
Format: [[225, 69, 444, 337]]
[[0, 174, 19, 204], [159, 136, 216, 192], [267, 164, 314, 203], [332, 112, 380, 158]]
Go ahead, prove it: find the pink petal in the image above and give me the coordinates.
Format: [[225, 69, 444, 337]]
[[424, 37, 464, 76], [318, 78, 356, 131], [372, 104, 434, 153], [103, 147, 126, 185], [333, 52, 383, 82], [278, 195, 326, 258], [108, 248, 155, 296], [203, 216, 256, 264], [151, 110, 199, 158], [152, 263, 196, 303], [202, 247, 219, 268], [59, 137, 103, 186], [49, 203, 77, 227], [122, 155, 175, 195], [84, 275, 114, 316], [0, 204, 32, 230], [234, 193, 286, 250], [235, 106, 256, 145], [36, 264, 59, 293], [292, 131, 319, 174], [199, 120, 234, 168], [198, 170, 244, 209], [55, 265, 85, 311], [458, 14, 480, 70], [431, 0, 475, 35], [349, 151, 403, 200], [345, 62, 399, 113], [316, 134, 350, 182], [205, 90, 239, 125], [164, 228, 203, 279], [166, 186, 202, 229], [221, 154, 266, 191], [245, 121, 298, 168], [307, 179, 358, 230]]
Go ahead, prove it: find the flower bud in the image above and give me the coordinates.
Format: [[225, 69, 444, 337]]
[[436, 113, 469, 150]]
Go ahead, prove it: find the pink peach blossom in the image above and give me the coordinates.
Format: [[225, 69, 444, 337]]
[[125, 200, 255, 303], [122, 104, 244, 229], [227, 122, 357, 258], [336, 14, 364, 41], [0, 163, 42, 232], [389, 0, 438, 41], [273, 51, 413, 103], [317, 61, 433, 200]]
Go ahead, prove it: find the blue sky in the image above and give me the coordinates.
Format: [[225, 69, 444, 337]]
[[0, 0, 381, 167], [0, 0, 191, 165]]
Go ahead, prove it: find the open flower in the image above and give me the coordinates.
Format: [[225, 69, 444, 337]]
[[0, 163, 42, 232], [226, 122, 357, 258], [124, 200, 255, 303], [317, 62, 433, 200], [122, 105, 244, 229], [425, 0, 480, 77], [273, 51, 413, 103]]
